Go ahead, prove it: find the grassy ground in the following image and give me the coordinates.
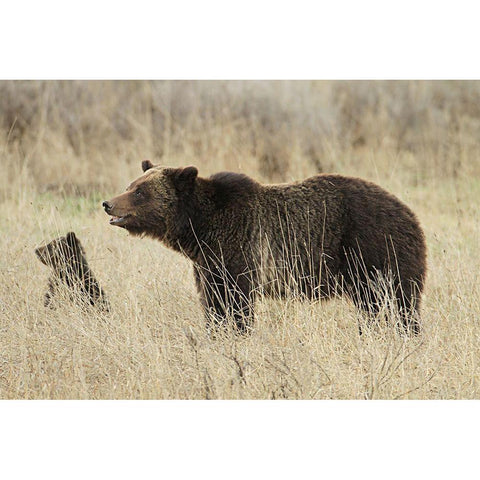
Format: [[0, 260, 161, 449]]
[[1, 81, 479, 399]]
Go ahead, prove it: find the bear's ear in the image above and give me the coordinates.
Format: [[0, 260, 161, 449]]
[[66, 232, 85, 256], [142, 160, 154, 172], [173, 166, 198, 192], [66, 232, 78, 247], [35, 246, 48, 265]]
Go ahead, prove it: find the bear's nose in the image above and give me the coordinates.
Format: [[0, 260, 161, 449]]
[[102, 201, 112, 213]]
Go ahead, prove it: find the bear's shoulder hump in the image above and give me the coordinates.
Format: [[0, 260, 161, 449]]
[[209, 171, 259, 206]]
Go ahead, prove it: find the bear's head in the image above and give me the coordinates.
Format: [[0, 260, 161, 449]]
[[35, 232, 85, 273], [103, 161, 198, 241]]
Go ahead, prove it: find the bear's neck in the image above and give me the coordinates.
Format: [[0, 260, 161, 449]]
[[165, 221, 207, 261], [164, 181, 217, 261], [162, 177, 259, 263]]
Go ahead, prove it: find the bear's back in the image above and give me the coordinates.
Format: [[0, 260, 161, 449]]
[[250, 173, 425, 296]]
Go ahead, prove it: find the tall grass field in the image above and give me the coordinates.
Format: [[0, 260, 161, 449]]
[[1, 80, 479, 399]]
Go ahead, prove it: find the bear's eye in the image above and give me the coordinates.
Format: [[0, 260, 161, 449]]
[[134, 189, 143, 198]]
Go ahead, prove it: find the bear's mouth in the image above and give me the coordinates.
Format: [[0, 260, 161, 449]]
[[109, 215, 131, 227]]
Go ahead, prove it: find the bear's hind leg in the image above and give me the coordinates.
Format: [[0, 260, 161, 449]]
[[396, 284, 421, 336], [347, 282, 382, 335]]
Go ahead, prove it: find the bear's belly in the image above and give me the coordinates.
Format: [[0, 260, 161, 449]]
[[253, 240, 339, 301], [255, 249, 324, 300]]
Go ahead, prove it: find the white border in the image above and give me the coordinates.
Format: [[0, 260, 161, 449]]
[[2, 1, 480, 79], [2, 1, 480, 478], [1, 401, 479, 479]]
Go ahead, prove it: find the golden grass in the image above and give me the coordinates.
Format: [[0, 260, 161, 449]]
[[1, 80, 479, 399]]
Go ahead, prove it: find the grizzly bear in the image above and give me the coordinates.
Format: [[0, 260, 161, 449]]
[[35, 232, 110, 311], [103, 161, 426, 335]]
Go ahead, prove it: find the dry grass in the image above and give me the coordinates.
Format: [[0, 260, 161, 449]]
[[1, 80, 479, 399]]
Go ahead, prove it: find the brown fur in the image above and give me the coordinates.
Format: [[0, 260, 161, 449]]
[[104, 162, 426, 335], [35, 232, 110, 311]]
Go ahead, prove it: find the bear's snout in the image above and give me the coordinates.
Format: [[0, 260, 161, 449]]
[[102, 201, 113, 213]]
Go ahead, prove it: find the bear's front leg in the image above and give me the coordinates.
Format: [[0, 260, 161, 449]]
[[44, 278, 56, 308], [193, 264, 254, 335]]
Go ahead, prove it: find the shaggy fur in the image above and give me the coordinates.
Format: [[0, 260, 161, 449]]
[[35, 232, 110, 311], [104, 162, 426, 335]]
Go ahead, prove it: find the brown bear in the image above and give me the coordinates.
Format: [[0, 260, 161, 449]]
[[35, 232, 110, 311], [103, 161, 426, 335]]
